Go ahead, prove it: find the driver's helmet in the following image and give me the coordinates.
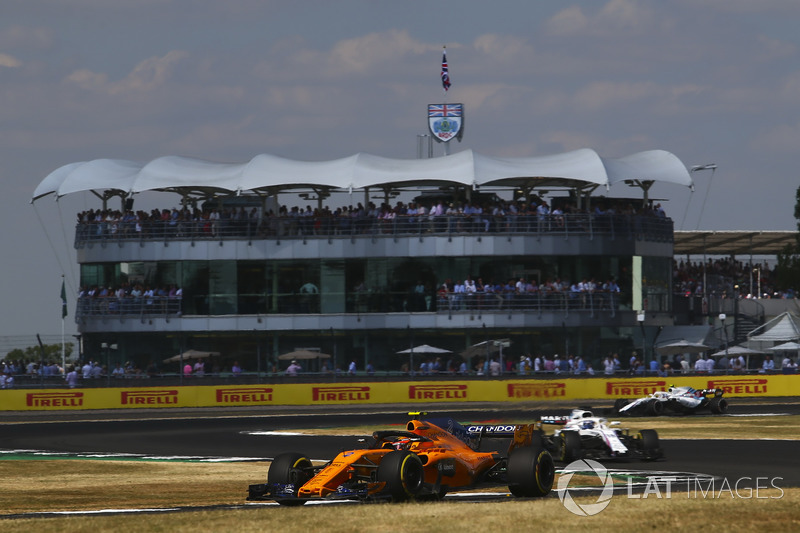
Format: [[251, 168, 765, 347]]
[[581, 420, 595, 430], [393, 437, 411, 451]]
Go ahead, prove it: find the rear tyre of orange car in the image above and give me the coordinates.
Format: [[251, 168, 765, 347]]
[[268, 452, 314, 506], [507, 446, 555, 497], [376, 450, 424, 501]]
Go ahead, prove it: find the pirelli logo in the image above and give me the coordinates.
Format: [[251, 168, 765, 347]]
[[507, 382, 565, 398], [26, 391, 84, 407], [606, 380, 666, 396], [216, 387, 273, 403], [312, 386, 370, 402], [408, 384, 468, 400], [708, 378, 768, 395], [120, 390, 179, 405]]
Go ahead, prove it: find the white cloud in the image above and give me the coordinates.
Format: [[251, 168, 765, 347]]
[[546, 0, 657, 37], [0, 25, 52, 49], [0, 53, 21, 68], [545, 6, 589, 35], [65, 50, 188, 94], [574, 81, 657, 111], [327, 29, 428, 74], [751, 121, 800, 154]]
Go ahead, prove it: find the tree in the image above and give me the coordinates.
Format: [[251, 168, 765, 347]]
[[4, 343, 74, 362], [776, 185, 800, 294]]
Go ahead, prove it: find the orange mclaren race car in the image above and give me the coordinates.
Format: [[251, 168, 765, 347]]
[[247, 412, 555, 505]]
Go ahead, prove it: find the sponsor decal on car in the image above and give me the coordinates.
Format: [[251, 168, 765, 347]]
[[408, 384, 467, 400], [465, 424, 519, 435], [312, 386, 370, 402], [120, 390, 179, 405], [708, 379, 768, 395], [26, 391, 84, 407], [507, 382, 566, 398], [606, 380, 666, 396], [215, 387, 273, 403]]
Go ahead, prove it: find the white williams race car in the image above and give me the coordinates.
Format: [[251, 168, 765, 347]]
[[615, 385, 728, 416], [539, 409, 662, 462]]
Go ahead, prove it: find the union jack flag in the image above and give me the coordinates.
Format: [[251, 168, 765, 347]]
[[428, 103, 463, 117], [441, 49, 451, 91]]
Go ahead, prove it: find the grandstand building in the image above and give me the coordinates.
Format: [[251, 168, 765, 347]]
[[34, 148, 697, 374]]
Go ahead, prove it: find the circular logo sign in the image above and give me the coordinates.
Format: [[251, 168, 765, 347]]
[[557, 459, 615, 516]]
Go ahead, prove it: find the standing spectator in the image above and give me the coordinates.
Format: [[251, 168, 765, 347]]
[[183, 362, 193, 376], [348, 359, 357, 376], [286, 359, 301, 376], [231, 361, 242, 377], [66, 366, 79, 388]]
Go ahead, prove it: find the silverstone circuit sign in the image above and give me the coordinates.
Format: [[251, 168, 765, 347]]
[[428, 103, 464, 143]]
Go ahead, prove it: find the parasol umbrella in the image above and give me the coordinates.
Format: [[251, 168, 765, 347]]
[[766, 341, 800, 352], [710, 345, 763, 357], [277, 349, 332, 361], [397, 344, 452, 354], [397, 345, 451, 373], [460, 339, 511, 375], [655, 340, 711, 356], [163, 349, 220, 364], [710, 344, 764, 370]]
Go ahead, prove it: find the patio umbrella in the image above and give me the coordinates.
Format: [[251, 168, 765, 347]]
[[655, 340, 711, 356], [277, 349, 332, 361], [162, 349, 220, 364], [397, 345, 451, 373], [460, 339, 511, 360], [766, 341, 800, 352], [709, 344, 763, 370], [396, 344, 452, 354], [710, 345, 764, 357]]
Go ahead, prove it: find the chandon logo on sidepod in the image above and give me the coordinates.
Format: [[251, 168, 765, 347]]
[[558, 459, 614, 516]]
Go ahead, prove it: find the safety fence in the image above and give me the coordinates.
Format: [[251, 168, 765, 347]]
[[1, 374, 795, 411]]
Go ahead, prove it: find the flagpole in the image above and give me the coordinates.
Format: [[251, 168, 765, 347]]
[[62, 313, 65, 372], [60, 275, 67, 372], [441, 45, 450, 157]]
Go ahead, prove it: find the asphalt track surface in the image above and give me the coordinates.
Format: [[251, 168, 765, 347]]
[[2, 400, 799, 489]]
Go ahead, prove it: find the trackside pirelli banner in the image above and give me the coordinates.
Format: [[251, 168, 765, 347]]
[[0, 375, 797, 411]]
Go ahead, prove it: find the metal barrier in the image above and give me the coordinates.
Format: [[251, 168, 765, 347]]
[[74, 213, 674, 247]]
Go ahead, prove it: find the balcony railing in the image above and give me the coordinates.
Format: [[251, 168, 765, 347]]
[[75, 289, 628, 320], [74, 213, 674, 247]]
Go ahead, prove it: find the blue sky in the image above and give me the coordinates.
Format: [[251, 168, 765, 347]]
[[1, 0, 799, 341]]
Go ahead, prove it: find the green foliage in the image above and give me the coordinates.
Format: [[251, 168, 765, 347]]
[[775, 185, 800, 293], [3, 343, 73, 361]]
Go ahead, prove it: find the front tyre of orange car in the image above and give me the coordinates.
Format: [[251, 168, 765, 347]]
[[507, 446, 555, 497], [376, 450, 424, 502], [267, 452, 314, 506]]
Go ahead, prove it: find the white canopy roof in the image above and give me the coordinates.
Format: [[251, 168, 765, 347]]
[[748, 312, 800, 342], [32, 148, 693, 202]]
